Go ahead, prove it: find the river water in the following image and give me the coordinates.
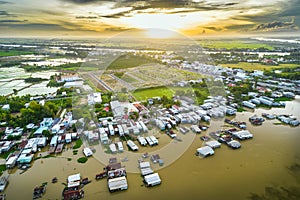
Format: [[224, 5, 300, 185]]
[[4, 97, 300, 200]]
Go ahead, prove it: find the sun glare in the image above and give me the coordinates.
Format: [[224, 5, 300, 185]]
[[144, 29, 177, 39]]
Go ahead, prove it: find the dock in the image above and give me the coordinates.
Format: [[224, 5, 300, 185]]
[[0, 172, 9, 192], [55, 143, 64, 154], [48, 146, 56, 154]]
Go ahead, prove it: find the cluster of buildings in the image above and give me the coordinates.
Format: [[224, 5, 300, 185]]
[[139, 161, 162, 187], [2, 111, 78, 170]]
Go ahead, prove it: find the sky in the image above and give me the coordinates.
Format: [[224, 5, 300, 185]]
[[0, 0, 299, 37]]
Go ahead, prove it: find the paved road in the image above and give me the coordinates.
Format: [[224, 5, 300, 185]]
[[88, 73, 113, 91]]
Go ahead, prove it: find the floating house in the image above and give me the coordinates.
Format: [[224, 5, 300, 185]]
[[33, 126, 49, 137], [191, 125, 201, 134], [227, 140, 241, 149], [145, 137, 154, 146], [117, 142, 124, 152], [232, 130, 253, 140], [17, 153, 33, 164], [83, 147, 93, 157], [242, 101, 256, 109], [139, 121, 148, 132], [117, 125, 124, 136], [196, 146, 214, 157], [121, 124, 129, 135], [144, 173, 161, 187], [251, 98, 261, 105], [205, 140, 221, 149], [139, 162, 153, 176], [50, 136, 58, 147], [258, 97, 273, 106], [226, 106, 237, 115], [109, 144, 117, 154], [127, 140, 138, 151], [100, 133, 109, 144], [149, 136, 158, 145], [65, 133, 72, 143], [108, 176, 128, 192], [6, 156, 18, 169], [137, 136, 147, 146], [0, 172, 9, 192]]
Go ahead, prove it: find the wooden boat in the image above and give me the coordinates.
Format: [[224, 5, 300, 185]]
[[33, 182, 47, 199], [81, 178, 91, 185], [62, 188, 84, 200], [95, 172, 107, 180], [52, 177, 57, 183]]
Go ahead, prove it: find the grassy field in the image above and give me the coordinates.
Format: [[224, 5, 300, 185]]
[[0, 50, 33, 57], [120, 74, 139, 83], [220, 62, 299, 71], [132, 85, 209, 104], [198, 40, 274, 50], [108, 54, 158, 70], [133, 86, 174, 100]]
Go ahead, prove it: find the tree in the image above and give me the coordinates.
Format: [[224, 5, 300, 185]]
[[13, 89, 18, 96], [42, 130, 51, 138]]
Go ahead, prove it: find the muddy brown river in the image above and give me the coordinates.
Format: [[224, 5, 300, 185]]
[[4, 97, 300, 200]]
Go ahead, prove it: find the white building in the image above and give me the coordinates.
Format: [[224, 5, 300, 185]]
[[88, 92, 102, 105], [144, 173, 161, 187]]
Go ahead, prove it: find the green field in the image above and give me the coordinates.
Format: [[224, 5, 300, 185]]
[[132, 85, 209, 104], [198, 40, 274, 50], [108, 54, 158, 70], [133, 86, 174, 100], [0, 50, 33, 57], [220, 62, 299, 71]]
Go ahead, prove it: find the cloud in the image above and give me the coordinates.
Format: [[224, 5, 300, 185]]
[[100, 10, 132, 18], [0, 1, 11, 4], [251, 20, 299, 32], [76, 15, 99, 19], [0, 10, 9, 16], [104, 26, 134, 32], [203, 26, 223, 31], [0, 23, 69, 30], [61, 0, 106, 4], [0, 19, 28, 23], [0, 10, 17, 17]]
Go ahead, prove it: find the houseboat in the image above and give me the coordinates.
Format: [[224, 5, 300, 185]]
[[143, 173, 161, 187], [205, 140, 221, 149], [196, 146, 214, 157], [108, 176, 128, 192], [126, 140, 139, 151], [0, 172, 9, 192]]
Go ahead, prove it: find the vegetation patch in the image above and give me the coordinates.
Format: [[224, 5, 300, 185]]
[[77, 157, 88, 163], [237, 107, 245, 112], [72, 150, 78, 155], [0, 164, 6, 174], [133, 86, 174, 100], [221, 62, 299, 72], [274, 97, 293, 102], [0, 147, 16, 159], [0, 50, 33, 57], [73, 139, 82, 149], [24, 77, 47, 83], [108, 54, 158, 70]]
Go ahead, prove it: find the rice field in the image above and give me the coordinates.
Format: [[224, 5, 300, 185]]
[[220, 62, 299, 71]]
